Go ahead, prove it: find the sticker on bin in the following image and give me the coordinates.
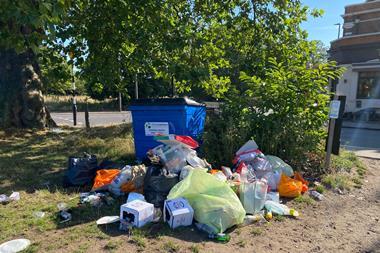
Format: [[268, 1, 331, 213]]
[[144, 122, 169, 136]]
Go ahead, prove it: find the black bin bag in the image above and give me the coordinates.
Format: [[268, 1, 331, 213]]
[[143, 165, 179, 208], [63, 154, 98, 187]]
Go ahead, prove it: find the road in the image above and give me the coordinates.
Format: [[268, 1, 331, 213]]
[[341, 127, 380, 159], [51, 111, 131, 127]]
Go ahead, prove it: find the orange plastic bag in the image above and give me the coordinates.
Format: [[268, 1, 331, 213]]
[[92, 169, 120, 191], [294, 172, 309, 193], [278, 174, 302, 198]]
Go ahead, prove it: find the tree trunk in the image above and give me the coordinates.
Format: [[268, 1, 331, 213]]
[[0, 48, 56, 129]]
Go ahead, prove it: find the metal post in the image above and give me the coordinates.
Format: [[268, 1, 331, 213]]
[[72, 63, 77, 126], [119, 92, 122, 112], [135, 73, 139, 99], [325, 95, 339, 171], [334, 23, 341, 39]]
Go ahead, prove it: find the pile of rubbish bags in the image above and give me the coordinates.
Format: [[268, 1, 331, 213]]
[[63, 136, 322, 241]]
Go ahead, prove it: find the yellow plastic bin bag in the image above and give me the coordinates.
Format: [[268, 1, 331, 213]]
[[278, 174, 302, 198], [167, 170, 245, 233]]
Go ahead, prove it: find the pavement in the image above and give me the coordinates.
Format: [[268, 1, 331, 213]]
[[51, 112, 380, 159]]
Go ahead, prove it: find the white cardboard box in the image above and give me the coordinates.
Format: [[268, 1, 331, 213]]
[[164, 197, 194, 229], [120, 200, 154, 228]]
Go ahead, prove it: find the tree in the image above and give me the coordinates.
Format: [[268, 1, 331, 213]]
[[199, 1, 344, 166], [54, 0, 235, 100], [38, 47, 72, 95], [0, 1, 69, 128]]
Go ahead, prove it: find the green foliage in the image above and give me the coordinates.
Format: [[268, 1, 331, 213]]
[[38, 47, 72, 95], [202, 1, 344, 168], [0, 1, 69, 53]]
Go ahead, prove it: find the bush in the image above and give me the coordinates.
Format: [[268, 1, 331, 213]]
[[203, 59, 343, 170]]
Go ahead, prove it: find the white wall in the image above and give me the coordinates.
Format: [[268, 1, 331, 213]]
[[336, 65, 380, 113]]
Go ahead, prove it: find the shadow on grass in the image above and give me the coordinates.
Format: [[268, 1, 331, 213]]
[[0, 124, 135, 194], [98, 221, 207, 244]]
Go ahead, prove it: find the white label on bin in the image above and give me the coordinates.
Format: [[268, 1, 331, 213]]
[[144, 122, 169, 136]]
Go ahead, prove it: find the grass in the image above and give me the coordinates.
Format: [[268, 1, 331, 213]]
[[274, 215, 285, 222], [323, 150, 368, 191], [0, 125, 134, 251], [104, 240, 119, 251], [331, 150, 366, 173], [190, 244, 200, 253], [162, 241, 180, 252], [322, 174, 352, 191], [45, 95, 119, 112], [315, 185, 326, 194], [131, 234, 147, 249], [294, 195, 315, 205], [236, 239, 246, 248], [250, 227, 263, 236]]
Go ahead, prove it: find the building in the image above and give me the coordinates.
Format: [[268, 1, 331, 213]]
[[329, 0, 380, 118]]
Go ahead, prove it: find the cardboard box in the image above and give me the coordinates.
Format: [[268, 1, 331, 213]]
[[164, 198, 194, 229], [120, 200, 154, 228]]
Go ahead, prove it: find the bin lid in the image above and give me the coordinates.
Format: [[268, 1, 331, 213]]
[[130, 97, 205, 107]]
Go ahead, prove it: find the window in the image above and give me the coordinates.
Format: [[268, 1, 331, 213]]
[[357, 71, 380, 99]]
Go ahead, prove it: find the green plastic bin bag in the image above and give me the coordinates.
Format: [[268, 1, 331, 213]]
[[167, 170, 245, 233]]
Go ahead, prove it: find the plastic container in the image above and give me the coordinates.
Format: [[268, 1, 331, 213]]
[[129, 97, 206, 159], [156, 144, 187, 174], [239, 180, 268, 214], [264, 200, 299, 217]]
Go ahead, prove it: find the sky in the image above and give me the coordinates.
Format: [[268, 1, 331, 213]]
[[301, 0, 363, 47]]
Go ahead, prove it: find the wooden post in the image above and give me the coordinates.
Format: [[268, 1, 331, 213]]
[[85, 102, 90, 129], [324, 118, 335, 171]]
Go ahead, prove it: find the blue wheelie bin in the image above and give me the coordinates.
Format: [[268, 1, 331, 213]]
[[129, 97, 206, 160]]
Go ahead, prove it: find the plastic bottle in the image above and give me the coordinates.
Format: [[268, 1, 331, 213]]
[[208, 233, 231, 243], [309, 190, 324, 201], [195, 223, 230, 242], [264, 200, 299, 217], [195, 223, 216, 235], [241, 214, 264, 226], [109, 166, 132, 196]]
